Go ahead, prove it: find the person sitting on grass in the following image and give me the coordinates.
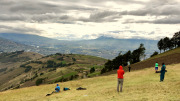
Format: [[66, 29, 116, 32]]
[[55, 84, 60, 92], [46, 84, 60, 96]]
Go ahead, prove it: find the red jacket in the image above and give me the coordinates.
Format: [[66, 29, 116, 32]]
[[117, 65, 125, 79]]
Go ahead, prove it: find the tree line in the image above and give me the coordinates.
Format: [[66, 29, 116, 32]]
[[101, 31, 180, 74], [101, 44, 145, 74], [157, 31, 180, 53]]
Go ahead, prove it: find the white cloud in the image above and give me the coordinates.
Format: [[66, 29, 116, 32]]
[[0, 0, 180, 40]]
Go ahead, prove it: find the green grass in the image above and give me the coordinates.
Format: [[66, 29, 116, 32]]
[[1, 63, 179, 101], [52, 72, 78, 83], [62, 72, 78, 78], [87, 72, 101, 77], [88, 65, 104, 69]]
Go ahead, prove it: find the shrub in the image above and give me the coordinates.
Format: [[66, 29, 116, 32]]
[[24, 66, 32, 73], [74, 75, 79, 78], [20, 64, 26, 68], [14, 85, 20, 89], [55, 53, 62, 56], [72, 57, 76, 61], [63, 78, 68, 82], [150, 51, 159, 57], [47, 60, 56, 68], [40, 73, 44, 76], [56, 61, 67, 67], [101, 68, 106, 74], [57, 57, 64, 61], [70, 75, 74, 80], [36, 78, 44, 86], [90, 67, 95, 73], [48, 68, 56, 72], [32, 61, 42, 64], [31, 73, 38, 80]]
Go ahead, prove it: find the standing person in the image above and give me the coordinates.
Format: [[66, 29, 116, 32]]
[[160, 63, 166, 82], [117, 65, 125, 92], [155, 62, 158, 73], [55, 84, 60, 92], [127, 61, 131, 72]]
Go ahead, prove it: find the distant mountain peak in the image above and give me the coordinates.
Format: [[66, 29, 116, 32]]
[[96, 36, 116, 40]]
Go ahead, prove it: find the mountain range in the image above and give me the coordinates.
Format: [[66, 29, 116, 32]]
[[0, 33, 159, 59]]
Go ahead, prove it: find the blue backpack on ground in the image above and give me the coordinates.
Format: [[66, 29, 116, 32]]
[[63, 87, 70, 91]]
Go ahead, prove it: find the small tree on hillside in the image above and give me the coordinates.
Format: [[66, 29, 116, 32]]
[[104, 60, 113, 71], [158, 39, 163, 53], [122, 50, 132, 66], [172, 31, 180, 47], [132, 44, 145, 63], [162, 37, 170, 52], [150, 51, 158, 57], [167, 38, 174, 50]]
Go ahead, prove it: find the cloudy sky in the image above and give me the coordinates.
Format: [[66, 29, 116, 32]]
[[0, 0, 180, 40]]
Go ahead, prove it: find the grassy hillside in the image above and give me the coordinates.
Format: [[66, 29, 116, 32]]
[[0, 63, 179, 101], [146, 47, 180, 60], [125, 47, 180, 71], [0, 51, 43, 91], [0, 53, 107, 91], [0, 51, 43, 64]]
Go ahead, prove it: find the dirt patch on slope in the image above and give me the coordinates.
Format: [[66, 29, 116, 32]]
[[130, 53, 180, 71]]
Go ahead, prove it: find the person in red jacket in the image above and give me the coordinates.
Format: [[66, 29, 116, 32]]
[[117, 65, 125, 92]]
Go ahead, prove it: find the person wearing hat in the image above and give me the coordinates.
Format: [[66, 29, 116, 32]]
[[55, 84, 60, 92]]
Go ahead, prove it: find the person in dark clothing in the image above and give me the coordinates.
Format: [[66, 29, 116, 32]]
[[127, 61, 131, 72], [160, 63, 166, 82], [128, 66, 131, 72]]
